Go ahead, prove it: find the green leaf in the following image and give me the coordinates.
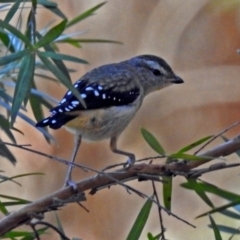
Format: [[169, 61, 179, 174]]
[[0, 200, 8, 215], [162, 176, 172, 210], [220, 209, 240, 219], [178, 135, 213, 153], [210, 225, 240, 235], [25, 8, 36, 45], [4, 0, 22, 23], [0, 49, 28, 66], [147, 232, 161, 240], [0, 140, 16, 164], [66, 2, 107, 29], [187, 179, 214, 208], [55, 212, 65, 238], [197, 199, 240, 218], [126, 198, 153, 240], [0, 172, 44, 185], [209, 215, 222, 240], [0, 32, 15, 52], [39, 0, 66, 18], [35, 19, 67, 48], [29, 82, 44, 125], [1, 227, 48, 239], [0, 19, 31, 47], [0, 114, 16, 143], [36, 31, 71, 82], [11, 53, 35, 125], [38, 54, 86, 108], [56, 38, 122, 48], [0, 194, 31, 204], [37, 51, 88, 64], [170, 153, 211, 161], [63, 38, 122, 44], [181, 181, 240, 201], [141, 128, 165, 155]]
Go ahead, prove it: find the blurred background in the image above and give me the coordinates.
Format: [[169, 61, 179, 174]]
[[2, 0, 240, 239]]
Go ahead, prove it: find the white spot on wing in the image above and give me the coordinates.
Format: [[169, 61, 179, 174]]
[[94, 90, 99, 96], [72, 101, 79, 106], [52, 120, 56, 124], [102, 94, 106, 99], [61, 98, 66, 104], [67, 91, 71, 96], [98, 86, 103, 90], [81, 93, 87, 98], [86, 87, 93, 91], [58, 109, 63, 113], [65, 107, 70, 111], [43, 119, 49, 123]]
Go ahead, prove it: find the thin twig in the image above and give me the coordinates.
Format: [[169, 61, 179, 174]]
[[152, 181, 166, 240], [194, 120, 240, 155], [30, 221, 70, 240]]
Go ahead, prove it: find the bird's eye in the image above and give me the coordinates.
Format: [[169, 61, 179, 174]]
[[152, 69, 161, 76]]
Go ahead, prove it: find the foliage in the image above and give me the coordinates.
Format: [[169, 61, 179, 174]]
[[0, 1, 239, 240]]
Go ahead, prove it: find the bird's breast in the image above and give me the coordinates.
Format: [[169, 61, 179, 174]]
[[65, 104, 139, 141]]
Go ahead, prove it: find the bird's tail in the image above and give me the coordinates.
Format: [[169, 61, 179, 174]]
[[36, 114, 76, 129]]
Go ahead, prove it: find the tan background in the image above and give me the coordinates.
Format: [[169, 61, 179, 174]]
[[1, 0, 240, 239]]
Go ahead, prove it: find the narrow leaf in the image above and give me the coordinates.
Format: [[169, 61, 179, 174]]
[[210, 225, 240, 235], [4, 0, 22, 23], [0, 114, 16, 143], [0, 32, 15, 53], [0, 200, 8, 215], [178, 135, 213, 153], [63, 38, 122, 44], [39, 0, 66, 18], [187, 179, 214, 208], [0, 172, 44, 185], [181, 181, 240, 201], [11, 53, 35, 125], [55, 212, 65, 237], [37, 51, 88, 64], [0, 140, 16, 164], [0, 49, 27, 66], [36, 31, 71, 82], [209, 215, 223, 240], [220, 209, 240, 219], [66, 2, 106, 29], [38, 54, 86, 108], [141, 128, 165, 155], [35, 20, 67, 48], [163, 176, 172, 210], [126, 198, 153, 240], [170, 153, 212, 161], [0, 19, 31, 46], [197, 199, 240, 218]]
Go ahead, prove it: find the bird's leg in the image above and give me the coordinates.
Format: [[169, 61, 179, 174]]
[[64, 134, 82, 188], [110, 136, 135, 167]]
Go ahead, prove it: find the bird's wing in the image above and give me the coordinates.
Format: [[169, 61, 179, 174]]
[[36, 67, 141, 129]]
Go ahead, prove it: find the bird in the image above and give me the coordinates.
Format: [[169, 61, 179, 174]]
[[36, 54, 184, 186]]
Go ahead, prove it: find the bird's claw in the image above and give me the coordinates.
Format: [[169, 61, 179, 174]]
[[123, 157, 135, 168]]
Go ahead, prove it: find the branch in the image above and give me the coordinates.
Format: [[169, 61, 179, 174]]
[[0, 135, 240, 235]]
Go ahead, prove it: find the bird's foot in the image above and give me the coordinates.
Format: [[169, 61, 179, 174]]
[[123, 156, 135, 168], [64, 179, 78, 192]]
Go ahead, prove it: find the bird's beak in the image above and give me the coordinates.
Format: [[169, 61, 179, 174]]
[[171, 75, 184, 84]]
